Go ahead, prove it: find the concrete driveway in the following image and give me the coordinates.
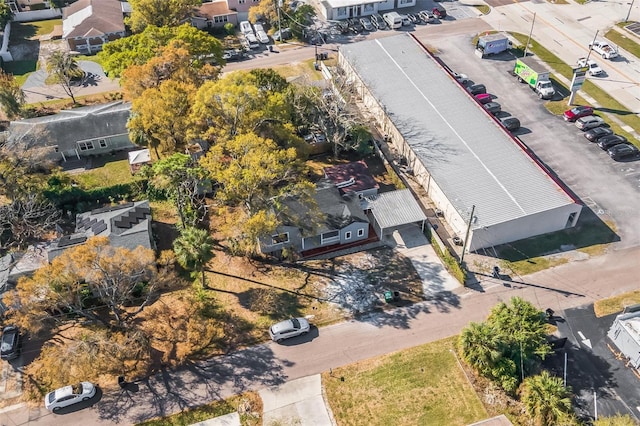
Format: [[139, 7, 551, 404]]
[[259, 375, 333, 426]]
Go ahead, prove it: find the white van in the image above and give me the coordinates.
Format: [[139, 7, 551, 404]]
[[383, 12, 403, 30], [244, 33, 260, 49]]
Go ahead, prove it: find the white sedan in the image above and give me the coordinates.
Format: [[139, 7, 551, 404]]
[[45, 382, 96, 412], [577, 58, 604, 76]]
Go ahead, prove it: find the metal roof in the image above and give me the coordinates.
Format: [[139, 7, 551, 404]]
[[340, 34, 577, 228], [366, 189, 427, 230]]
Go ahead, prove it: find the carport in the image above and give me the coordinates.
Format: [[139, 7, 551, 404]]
[[365, 189, 427, 238]]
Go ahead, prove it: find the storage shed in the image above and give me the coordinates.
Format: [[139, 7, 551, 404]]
[[608, 310, 640, 369]]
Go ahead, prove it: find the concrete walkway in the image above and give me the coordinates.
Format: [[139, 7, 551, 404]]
[[259, 375, 334, 426]]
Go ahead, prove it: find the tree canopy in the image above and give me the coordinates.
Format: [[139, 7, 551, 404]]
[[126, 0, 202, 33], [458, 297, 551, 393], [173, 226, 214, 287], [45, 51, 84, 104], [5, 237, 171, 333], [0, 70, 25, 119], [519, 371, 576, 426], [99, 24, 223, 77], [0, 1, 13, 28]]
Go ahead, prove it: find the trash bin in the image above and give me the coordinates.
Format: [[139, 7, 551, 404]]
[[384, 291, 394, 303]]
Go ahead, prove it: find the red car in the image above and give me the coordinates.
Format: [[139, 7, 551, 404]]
[[563, 105, 594, 122], [474, 93, 492, 104]]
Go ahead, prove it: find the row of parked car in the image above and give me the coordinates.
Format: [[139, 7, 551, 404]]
[[335, 7, 446, 35], [563, 106, 639, 161], [455, 74, 522, 132]]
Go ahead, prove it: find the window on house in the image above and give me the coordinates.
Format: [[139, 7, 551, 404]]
[[337, 7, 346, 16], [272, 233, 290, 244], [357, 228, 365, 237], [214, 16, 229, 23], [321, 230, 340, 244], [98, 139, 107, 148], [345, 231, 352, 240], [53, 146, 59, 152], [239, 0, 245, 3], [399, 0, 412, 4], [364, 3, 374, 11], [77, 141, 94, 151]]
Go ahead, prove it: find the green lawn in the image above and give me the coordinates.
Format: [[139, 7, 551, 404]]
[[9, 19, 62, 40], [606, 27, 640, 59], [73, 159, 138, 189], [136, 392, 262, 426], [323, 336, 488, 426]]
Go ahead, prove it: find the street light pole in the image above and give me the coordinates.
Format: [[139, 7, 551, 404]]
[[626, 0, 635, 22], [459, 204, 475, 266], [523, 12, 536, 57]]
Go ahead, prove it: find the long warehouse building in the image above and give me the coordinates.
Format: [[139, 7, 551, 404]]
[[338, 33, 582, 251]]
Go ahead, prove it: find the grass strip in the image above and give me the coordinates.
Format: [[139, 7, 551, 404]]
[[605, 28, 640, 59], [594, 290, 640, 317]]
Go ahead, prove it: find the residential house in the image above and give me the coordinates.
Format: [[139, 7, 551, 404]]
[[324, 160, 379, 199], [6, 101, 135, 163], [225, 0, 260, 22], [192, 0, 238, 29], [62, 0, 127, 54], [48, 201, 155, 261], [260, 179, 371, 256]]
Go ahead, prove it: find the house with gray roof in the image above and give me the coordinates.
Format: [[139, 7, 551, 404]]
[[62, 0, 127, 54], [48, 200, 154, 261], [260, 179, 371, 256], [6, 101, 134, 163]]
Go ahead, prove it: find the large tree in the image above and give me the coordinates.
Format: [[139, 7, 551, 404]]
[[0, 1, 13, 28], [191, 70, 294, 142], [0, 70, 25, 119], [144, 153, 208, 226], [99, 24, 223, 78], [122, 40, 219, 99], [5, 237, 171, 333], [45, 51, 84, 104], [519, 371, 576, 426], [173, 226, 214, 287], [127, 0, 202, 33], [458, 297, 551, 393], [128, 79, 196, 156]]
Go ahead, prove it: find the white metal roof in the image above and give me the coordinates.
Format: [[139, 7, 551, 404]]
[[340, 34, 577, 228], [365, 189, 427, 230], [617, 311, 640, 347]]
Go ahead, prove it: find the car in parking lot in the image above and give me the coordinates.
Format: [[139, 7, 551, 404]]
[[597, 134, 627, 150], [563, 105, 594, 122], [432, 5, 447, 19], [583, 127, 613, 142], [347, 18, 363, 33], [575, 115, 605, 131], [370, 14, 382, 29], [499, 116, 521, 131], [45, 382, 96, 412], [359, 17, 374, 31], [406, 13, 419, 24], [269, 317, 311, 342], [483, 102, 501, 115], [466, 84, 486, 95], [608, 143, 640, 160], [418, 10, 436, 23], [475, 93, 492, 104], [1, 326, 20, 361], [452, 72, 469, 84], [577, 58, 604, 76]]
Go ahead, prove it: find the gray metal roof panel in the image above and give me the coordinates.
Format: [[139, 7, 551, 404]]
[[367, 189, 427, 230], [340, 34, 576, 228]]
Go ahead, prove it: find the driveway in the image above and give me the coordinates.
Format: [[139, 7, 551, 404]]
[[259, 375, 333, 426]]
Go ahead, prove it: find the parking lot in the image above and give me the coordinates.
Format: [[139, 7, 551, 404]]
[[427, 32, 640, 248]]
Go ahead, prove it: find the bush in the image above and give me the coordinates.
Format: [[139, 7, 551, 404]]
[[45, 181, 146, 214], [224, 23, 235, 36]]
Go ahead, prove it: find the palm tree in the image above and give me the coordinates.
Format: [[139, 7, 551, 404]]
[[458, 322, 502, 377], [519, 371, 575, 426], [45, 51, 84, 104], [173, 226, 214, 288]]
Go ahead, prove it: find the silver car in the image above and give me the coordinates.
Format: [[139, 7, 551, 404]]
[[269, 317, 310, 342], [575, 115, 605, 131], [359, 17, 374, 31], [45, 382, 96, 412]]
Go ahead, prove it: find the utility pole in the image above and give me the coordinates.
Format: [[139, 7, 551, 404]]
[[585, 30, 599, 64], [594, 390, 598, 420], [459, 204, 475, 266], [626, 0, 635, 22], [523, 12, 536, 57], [277, 0, 283, 43], [563, 351, 567, 387]]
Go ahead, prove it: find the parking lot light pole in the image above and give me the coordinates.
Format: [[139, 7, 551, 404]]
[[523, 12, 536, 57], [626, 0, 635, 22]]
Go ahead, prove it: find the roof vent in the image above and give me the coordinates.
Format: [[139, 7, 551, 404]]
[[335, 177, 355, 189]]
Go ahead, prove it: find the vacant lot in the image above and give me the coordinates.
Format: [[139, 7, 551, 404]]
[[323, 336, 488, 426]]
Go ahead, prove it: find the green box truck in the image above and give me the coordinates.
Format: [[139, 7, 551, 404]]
[[513, 57, 555, 100]]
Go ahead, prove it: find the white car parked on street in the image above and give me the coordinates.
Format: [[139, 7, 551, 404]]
[[45, 382, 96, 412], [269, 317, 311, 342]]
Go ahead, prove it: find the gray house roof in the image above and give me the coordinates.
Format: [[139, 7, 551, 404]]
[[340, 34, 577, 229], [63, 0, 126, 39], [7, 101, 131, 152], [48, 200, 153, 261]]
